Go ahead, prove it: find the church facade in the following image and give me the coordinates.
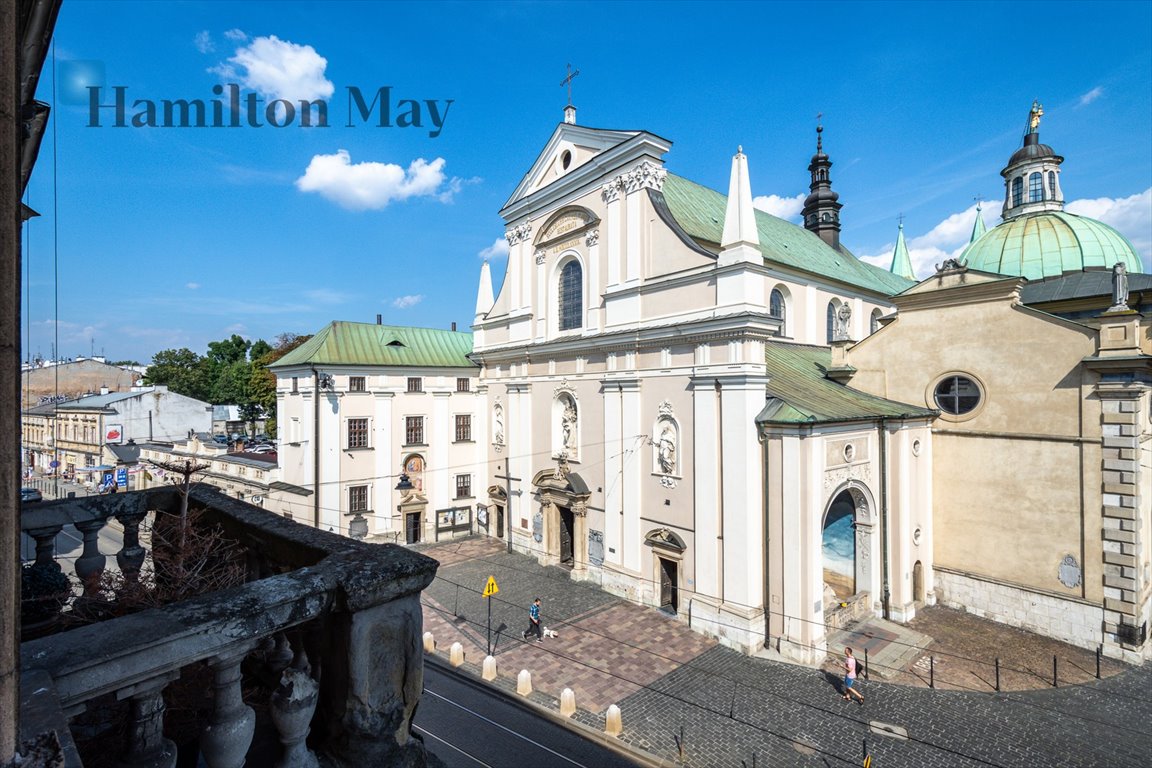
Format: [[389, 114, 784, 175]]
[[471, 108, 931, 661]]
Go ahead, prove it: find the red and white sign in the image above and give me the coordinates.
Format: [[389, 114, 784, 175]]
[[105, 424, 123, 444]]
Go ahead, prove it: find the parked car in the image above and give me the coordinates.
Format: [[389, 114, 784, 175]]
[[249, 445, 276, 455], [21, 487, 43, 503]]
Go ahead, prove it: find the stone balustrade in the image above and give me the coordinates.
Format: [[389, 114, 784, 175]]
[[19, 486, 439, 768]]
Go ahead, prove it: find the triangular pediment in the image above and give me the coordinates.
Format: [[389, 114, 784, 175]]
[[501, 123, 672, 218]]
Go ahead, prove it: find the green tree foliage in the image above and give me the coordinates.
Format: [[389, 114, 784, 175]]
[[249, 333, 311, 438], [142, 348, 213, 402]]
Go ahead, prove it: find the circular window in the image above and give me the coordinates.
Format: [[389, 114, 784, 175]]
[[561, 150, 572, 170], [843, 444, 855, 462], [912, 439, 921, 457], [933, 375, 981, 415]]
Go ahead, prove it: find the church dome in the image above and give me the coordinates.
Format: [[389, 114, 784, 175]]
[[961, 211, 1143, 280]]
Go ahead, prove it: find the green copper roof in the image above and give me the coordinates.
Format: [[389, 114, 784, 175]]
[[660, 174, 915, 296], [969, 205, 987, 244], [961, 211, 1143, 281], [888, 224, 915, 280], [757, 341, 934, 425], [270, 321, 476, 369]]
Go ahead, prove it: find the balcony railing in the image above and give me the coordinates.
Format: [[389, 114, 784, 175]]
[[19, 485, 438, 767]]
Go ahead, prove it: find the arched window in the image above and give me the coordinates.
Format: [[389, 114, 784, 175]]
[[826, 301, 837, 343], [769, 289, 786, 335], [1011, 176, 1023, 207], [1048, 171, 1057, 199], [558, 260, 583, 331], [870, 308, 883, 334], [1028, 172, 1043, 202]]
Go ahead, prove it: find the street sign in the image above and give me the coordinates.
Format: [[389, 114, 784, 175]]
[[482, 575, 499, 598]]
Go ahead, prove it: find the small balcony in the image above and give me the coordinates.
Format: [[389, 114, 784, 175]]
[[18, 485, 438, 767]]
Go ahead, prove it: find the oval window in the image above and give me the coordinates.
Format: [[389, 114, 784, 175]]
[[933, 375, 981, 415], [561, 150, 572, 170]]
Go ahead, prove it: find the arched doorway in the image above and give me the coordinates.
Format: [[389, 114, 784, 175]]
[[821, 484, 876, 619], [822, 492, 856, 600], [645, 528, 686, 615]]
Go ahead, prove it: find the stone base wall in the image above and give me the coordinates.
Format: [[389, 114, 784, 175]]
[[935, 568, 1101, 651]]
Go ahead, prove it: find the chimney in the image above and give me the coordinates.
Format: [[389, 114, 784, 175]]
[[100, 385, 109, 395], [451, 322, 457, 332], [376, 314, 382, 325]]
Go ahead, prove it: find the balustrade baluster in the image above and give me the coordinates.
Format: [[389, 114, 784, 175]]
[[200, 647, 256, 768], [74, 519, 108, 597], [25, 525, 64, 568], [270, 648, 320, 768], [115, 509, 148, 583], [117, 673, 178, 768]]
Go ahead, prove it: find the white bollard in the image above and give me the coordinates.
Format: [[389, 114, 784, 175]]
[[517, 669, 532, 696], [450, 642, 465, 668], [605, 704, 622, 737], [482, 655, 498, 681], [423, 632, 435, 653], [560, 687, 576, 718]]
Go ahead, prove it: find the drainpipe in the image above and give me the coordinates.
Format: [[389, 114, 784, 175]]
[[715, 379, 724, 603], [311, 366, 321, 529], [878, 418, 891, 619]]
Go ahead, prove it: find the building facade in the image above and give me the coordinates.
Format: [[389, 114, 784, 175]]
[[271, 321, 483, 542], [471, 111, 930, 660]]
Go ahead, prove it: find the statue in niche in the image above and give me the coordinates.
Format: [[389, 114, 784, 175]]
[[657, 424, 677, 474], [834, 302, 852, 341], [493, 403, 505, 446], [561, 398, 577, 450]]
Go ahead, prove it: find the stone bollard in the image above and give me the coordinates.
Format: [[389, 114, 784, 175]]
[[605, 704, 622, 737], [423, 632, 435, 653], [450, 642, 465, 668], [482, 656, 498, 681], [560, 688, 576, 718], [517, 669, 532, 696]]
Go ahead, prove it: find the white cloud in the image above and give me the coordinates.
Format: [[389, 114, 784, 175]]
[[296, 151, 456, 210], [186, 282, 200, 290], [752, 193, 805, 222], [1078, 86, 1104, 107], [193, 31, 213, 54], [1067, 188, 1152, 265], [859, 202, 998, 279], [392, 295, 423, 309], [224, 28, 248, 42], [478, 237, 510, 260], [212, 34, 333, 103]]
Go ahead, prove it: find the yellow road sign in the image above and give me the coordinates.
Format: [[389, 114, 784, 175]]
[[863, 755, 872, 768], [482, 575, 499, 598]]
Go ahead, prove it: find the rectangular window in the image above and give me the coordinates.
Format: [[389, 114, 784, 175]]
[[349, 484, 368, 513], [349, 376, 366, 392], [291, 376, 298, 393], [347, 417, 369, 449], [455, 474, 472, 499], [455, 414, 472, 442], [405, 416, 424, 445], [407, 377, 423, 393], [456, 377, 470, 392]]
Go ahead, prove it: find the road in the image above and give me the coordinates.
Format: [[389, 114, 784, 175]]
[[416, 660, 644, 768]]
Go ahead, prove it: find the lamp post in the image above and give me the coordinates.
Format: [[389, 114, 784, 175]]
[[393, 473, 413, 543]]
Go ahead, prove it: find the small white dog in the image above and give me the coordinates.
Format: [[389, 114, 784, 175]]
[[542, 627, 559, 639]]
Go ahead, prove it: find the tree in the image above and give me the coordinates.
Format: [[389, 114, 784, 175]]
[[142, 348, 212, 402]]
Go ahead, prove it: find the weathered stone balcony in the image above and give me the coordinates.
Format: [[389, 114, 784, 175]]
[[18, 485, 438, 767]]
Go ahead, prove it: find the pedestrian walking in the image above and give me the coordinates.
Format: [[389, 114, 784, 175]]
[[522, 597, 543, 642], [842, 647, 864, 704]]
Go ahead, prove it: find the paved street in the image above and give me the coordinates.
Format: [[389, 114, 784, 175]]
[[416, 537, 1152, 767]]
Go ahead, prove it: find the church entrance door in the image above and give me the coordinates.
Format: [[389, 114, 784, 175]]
[[559, 506, 574, 567], [822, 491, 857, 600], [658, 556, 678, 614], [406, 513, 421, 545], [495, 503, 504, 539]]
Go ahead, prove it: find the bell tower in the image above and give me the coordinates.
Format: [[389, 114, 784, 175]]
[[801, 120, 843, 252]]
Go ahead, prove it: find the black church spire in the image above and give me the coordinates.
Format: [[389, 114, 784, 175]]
[[801, 121, 844, 252]]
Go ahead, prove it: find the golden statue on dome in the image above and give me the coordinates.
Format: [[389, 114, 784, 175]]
[[1028, 100, 1044, 133]]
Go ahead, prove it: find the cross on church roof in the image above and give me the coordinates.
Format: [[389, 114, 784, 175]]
[[561, 63, 580, 106]]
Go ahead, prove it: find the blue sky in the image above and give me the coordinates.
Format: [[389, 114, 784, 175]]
[[22, 0, 1152, 366]]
